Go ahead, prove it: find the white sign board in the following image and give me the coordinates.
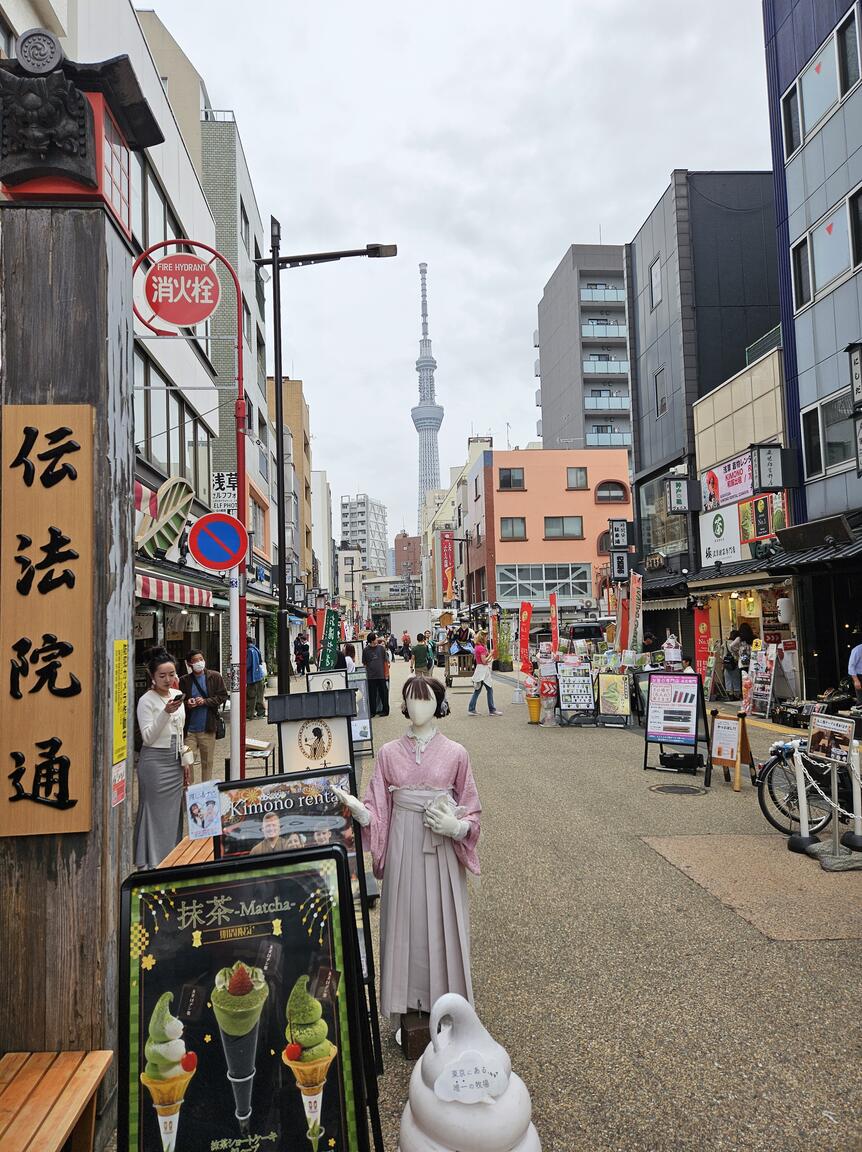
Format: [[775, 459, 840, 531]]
[[557, 663, 594, 712], [699, 506, 743, 566], [609, 519, 628, 548], [701, 452, 753, 511], [751, 445, 783, 493], [610, 551, 630, 579], [211, 470, 238, 515]]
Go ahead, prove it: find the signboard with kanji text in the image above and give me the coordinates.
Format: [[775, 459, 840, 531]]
[[143, 254, 220, 327]]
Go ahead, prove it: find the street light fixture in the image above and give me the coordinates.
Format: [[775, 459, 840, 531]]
[[256, 219, 397, 693]]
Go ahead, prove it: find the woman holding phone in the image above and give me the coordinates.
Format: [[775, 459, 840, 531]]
[[134, 647, 186, 869]]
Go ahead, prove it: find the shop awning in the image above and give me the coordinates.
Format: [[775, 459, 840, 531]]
[[767, 530, 862, 572], [641, 572, 689, 595], [687, 557, 773, 591], [135, 572, 213, 608], [643, 596, 689, 611]]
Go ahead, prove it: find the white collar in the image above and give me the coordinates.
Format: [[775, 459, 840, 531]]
[[405, 726, 438, 763]]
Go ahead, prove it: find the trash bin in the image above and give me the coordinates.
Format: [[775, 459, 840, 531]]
[[527, 696, 542, 724]]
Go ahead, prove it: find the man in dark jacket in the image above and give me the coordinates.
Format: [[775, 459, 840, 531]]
[[362, 632, 389, 716], [180, 651, 228, 781]]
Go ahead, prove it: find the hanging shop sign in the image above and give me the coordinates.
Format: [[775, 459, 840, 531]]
[[608, 519, 629, 549], [750, 444, 783, 493], [665, 477, 690, 514], [317, 609, 342, 671], [557, 664, 595, 713], [143, 252, 221, 327], [626, 571, 643, 652], [645, 673, 700, 745], [807, 713, 855, 766], [211, 471, 239, 517], [440, 530, 455, 604], [856, 413, 862, 478], [699, 506, 743, 566], [700, 451, 753, 511], [850, 342, 862, 409], [1, 405, 94, 837], [644, 552, 665, 571], [135, 476, 196, 560], [119, 849, 371, 1152], [610, 550, 629, 580]]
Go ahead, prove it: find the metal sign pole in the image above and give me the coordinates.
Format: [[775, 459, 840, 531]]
[[229, 570, 241, 781]]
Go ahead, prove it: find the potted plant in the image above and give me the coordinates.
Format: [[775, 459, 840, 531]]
[[493, 611, 514, 672]]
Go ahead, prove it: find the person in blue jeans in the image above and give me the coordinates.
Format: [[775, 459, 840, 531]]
[[467, 630, 502, 716], [246, 635, 266, 720]]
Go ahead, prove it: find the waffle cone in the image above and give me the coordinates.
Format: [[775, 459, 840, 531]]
[[140, 1069, 195, 1111], [282, 1047, 337, 1090]]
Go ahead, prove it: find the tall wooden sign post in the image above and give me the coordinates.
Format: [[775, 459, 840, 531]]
[[0, 29, 163, 1146]]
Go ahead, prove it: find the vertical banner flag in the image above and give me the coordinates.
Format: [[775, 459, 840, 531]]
[[490, 610, 499, 660], [549, 592, 559, 654], [626, 571, 643, 653], [693, 605, 711, 681], [519, 601, 533, 674], [440, 529, 455, 604], [318, 608, 341, 670], [614, 588, 625, 653]]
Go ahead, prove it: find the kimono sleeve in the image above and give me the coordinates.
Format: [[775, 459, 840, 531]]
[[362, 746, 394, 879], [452, 746, 482, 875]]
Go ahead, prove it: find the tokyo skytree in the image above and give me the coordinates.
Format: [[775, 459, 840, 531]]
[[411, 262, 444, 532]]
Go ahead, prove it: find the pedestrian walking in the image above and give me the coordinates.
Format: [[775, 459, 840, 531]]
[[388, 632, 398, 660], [134, 648, 186, 869], [401, 629, 411, 659], [293, 631, 310, 677], [411, 632, 434, 677], [246, 634, 267, 719], [467, 630, 502, 716], [723, 629, 742, 697], [363, 632, 390, 716], [179, 650, 228, 782]]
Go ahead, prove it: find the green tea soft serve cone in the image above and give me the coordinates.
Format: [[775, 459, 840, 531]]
[[282, 976, 337, 1152], [139, 993, 197, 1152], [211, 962, 268, 1132]]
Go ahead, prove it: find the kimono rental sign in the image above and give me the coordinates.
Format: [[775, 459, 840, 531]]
[[1, 405, 94, 836]]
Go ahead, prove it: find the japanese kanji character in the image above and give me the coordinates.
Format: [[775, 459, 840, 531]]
[[10, 634, 81, 699], [189, 276, 215, 304], [151, 276, 176, 303], [15, 528, 78, 596], [205, 894, 234, 926], [173, 276, 193, 303], [177, 899, 206, 931], [8, 737, 76, 809], [10, 426, 79, 488]]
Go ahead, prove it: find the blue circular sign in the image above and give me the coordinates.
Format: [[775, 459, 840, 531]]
[[188, 513, 249, 571]]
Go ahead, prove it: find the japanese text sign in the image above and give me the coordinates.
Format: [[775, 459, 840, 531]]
[[701, 452, 753, 511], [609, 519, 628, 549], [1, 405, 94, 835], [646, 673, 700, 746], [211, 471, 239, 516], [665, 478, 689, 513], [143, 254, 220, 327], [751, 444, 783, 493], [433, 1048, 506, 1104]]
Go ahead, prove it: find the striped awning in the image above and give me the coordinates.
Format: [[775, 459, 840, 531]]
[[135, 572, 213, 608], [134, 479, 159, 517]]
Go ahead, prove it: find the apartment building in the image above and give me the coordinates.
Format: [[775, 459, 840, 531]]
[[340, 493, 388, 577], [311, 470, 334, 593]]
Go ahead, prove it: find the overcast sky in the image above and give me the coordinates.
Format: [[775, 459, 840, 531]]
[[147, 0, 772, 542]]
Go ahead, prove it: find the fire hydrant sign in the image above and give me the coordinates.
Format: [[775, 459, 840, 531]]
[[119, 849, 371, 1152], [144, 254, 221, 327]]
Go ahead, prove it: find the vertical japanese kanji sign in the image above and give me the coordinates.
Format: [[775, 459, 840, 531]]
[[1, 404, 94, 835]]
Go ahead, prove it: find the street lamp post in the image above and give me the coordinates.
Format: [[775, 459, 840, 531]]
[[258, 222, 396, 694]]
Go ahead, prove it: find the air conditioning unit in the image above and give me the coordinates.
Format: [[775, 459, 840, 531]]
[[581, 598, 596, 609]]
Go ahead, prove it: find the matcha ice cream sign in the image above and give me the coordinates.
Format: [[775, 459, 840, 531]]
[[120, 851, 370, 1152]]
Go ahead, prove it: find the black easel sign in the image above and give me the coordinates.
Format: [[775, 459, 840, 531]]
[[119, 847, 370, 1152], [644, 673, 709, 777]]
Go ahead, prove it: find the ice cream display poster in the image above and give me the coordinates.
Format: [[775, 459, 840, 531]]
[[120, 848, 370, 1152], [597, 673, 630, 717]]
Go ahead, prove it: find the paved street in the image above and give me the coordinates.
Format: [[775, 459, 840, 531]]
[[255, 660, 862, 1152]]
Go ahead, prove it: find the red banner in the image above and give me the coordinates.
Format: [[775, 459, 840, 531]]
[[490, 611, 499, 660], [440, 530, 455, 604], [694, 606, 711, 680], [549, 592, 559, 654], [519, 601, 532, 674]]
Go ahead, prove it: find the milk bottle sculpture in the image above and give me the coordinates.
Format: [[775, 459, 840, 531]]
[[399, 994, 541, 1152]]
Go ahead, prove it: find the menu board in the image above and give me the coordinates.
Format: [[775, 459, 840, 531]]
[[119, 849, 370, 1152], [557, 664, 594, 713], [807, 713, 855, 765], [710, 717, 739, 767], [646, 673, 700, 745], [597, 673, 630, 717], [347, 670, 372, 750]]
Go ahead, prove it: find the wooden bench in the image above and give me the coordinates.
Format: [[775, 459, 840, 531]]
[[0, 1051, 112, 1152], [158, 835, 214, 869]]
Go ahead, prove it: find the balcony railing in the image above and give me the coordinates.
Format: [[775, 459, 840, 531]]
[[580, 288, 625, 302], [586, 432, 632, 446], [201, 109, 236, 122], [584, 396, 630, 410], [583, 360, 629, 374], [745, 323, 781, 365], [581, 323, 626, 339]]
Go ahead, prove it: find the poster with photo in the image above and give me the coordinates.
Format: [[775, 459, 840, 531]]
[[279, 716, 352, 774], [646, 673, 700, 745], [347, 670, 372, 749], [307, 669, 348, 694], [119, 848, 369, 1152], [598, 673, 630, 717], [186, 781, 222, 841], [557, 663, 594, 713], [807, 713, 855, 765]]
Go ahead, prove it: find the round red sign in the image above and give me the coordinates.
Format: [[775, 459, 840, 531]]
[[143, 254, 220, 327]]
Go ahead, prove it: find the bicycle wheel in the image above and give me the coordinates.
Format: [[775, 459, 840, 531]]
[[757, 757, 833, 835]]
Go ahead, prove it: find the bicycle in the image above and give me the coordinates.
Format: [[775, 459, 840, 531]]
[[755, 739, 854, 835]]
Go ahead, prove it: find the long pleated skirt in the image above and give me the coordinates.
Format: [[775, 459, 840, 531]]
[[134, 741, 183, 869], [378, 787, 473, 1024]]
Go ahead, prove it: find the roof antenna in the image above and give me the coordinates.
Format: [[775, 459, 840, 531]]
[[506, 422, 511, 449]]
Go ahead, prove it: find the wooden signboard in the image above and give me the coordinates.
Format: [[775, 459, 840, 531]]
[[1, 404, 94, 835], [708, 711, 753, 791], [119, 848, 373, 1152]]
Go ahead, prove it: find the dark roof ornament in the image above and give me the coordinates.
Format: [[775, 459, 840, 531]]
[[17, 28, 64, 75]]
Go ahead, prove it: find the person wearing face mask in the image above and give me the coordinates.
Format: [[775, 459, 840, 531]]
[[179, 650, 228, 782], [332, 675, 481, 1039]]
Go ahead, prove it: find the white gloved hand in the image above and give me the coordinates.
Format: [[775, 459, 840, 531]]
[[330, 785, 372, 827], [423, 803, 469, 840]]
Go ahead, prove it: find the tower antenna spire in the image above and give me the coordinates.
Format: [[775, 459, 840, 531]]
[[412, 262, 444, 532]]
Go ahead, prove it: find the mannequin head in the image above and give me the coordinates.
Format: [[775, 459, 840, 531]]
[[401, 675, 448, 728]]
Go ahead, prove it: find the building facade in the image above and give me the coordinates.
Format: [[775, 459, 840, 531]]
[[536, 244, 632, 464], [462, 447, 631, 624], [762, 0, 862, 691], [311, 470, 334, 593], [268, 376, 312, 585], [340, 493, 388, 576]]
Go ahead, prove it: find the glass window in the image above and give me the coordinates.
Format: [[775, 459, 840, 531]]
[[783, 87, 801, 156], [792, 238, 811, 308], [839, 13, 860, 95], [598, 530, 610, 553], [649, 257, 662, 308], [196, 422, 211, 504], [544, 516, 583, 539], [811, 206, 851, 292], [133, 351, 147, 457], [802, 406, 823, 477], [822, 391, 854, 467], [850, 190, 862, 266], [242, 299, 252, 346], [168, 391, 182, 477], [240, 201, 250, 253], [654, 365, 667, 417], [131, 152, 145, 246], [0, 11, 14, 57], [638, 474, 688, 557], [800, 39, 838, 133], [147, 172, 165, 248], [500, 517, 525, 540], [499, 467, 524, 489], [184, 406, 196, 484], [149, 371, 168, 474], [596, 481, 627, 502], [567, 466, 587, 489]]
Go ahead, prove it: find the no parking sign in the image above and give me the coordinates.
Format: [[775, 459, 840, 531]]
[[188, 512, 248, 571]]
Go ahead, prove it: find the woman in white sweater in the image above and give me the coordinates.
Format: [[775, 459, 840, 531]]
[[134, 648, 186, 868]]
